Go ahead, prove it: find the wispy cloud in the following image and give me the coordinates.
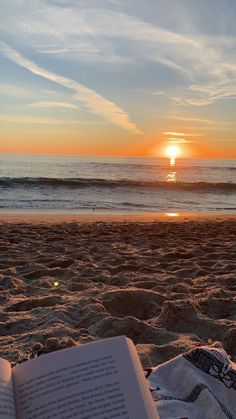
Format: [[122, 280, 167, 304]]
[[167, 115, 236, 131], [163, 138, 195, 144], [0, 82, 64, 101], [0, 115, 82, 125], [163, 131, 203, 137], [169, 115, 216, 126], [1, 1, 236, 108], [26, 101, 79, 110], [163, 132, 196, 144], [0, 41, 142, 134], [0, 82, 32, 98], [135, 89, 164, 96], [0, 0, 236, 144]]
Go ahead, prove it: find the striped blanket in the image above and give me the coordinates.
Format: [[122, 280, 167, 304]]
[[147, 346, 236, 419]]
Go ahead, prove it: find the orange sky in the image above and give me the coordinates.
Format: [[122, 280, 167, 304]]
[[1, 0, 236, 160], [1, 136, 236, 159], [1, 122, 236, 158]]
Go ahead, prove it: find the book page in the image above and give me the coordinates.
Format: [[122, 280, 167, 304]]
[[0, 358, 16, 419], [126, 339, 158, 419], [13, 336, 158, 419]]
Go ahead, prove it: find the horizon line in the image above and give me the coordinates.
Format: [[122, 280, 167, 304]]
[[0, 151, 235, 160]]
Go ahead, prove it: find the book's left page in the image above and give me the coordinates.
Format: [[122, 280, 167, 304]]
[[12, 336, 158, 419], [0, 358, 16, 419]]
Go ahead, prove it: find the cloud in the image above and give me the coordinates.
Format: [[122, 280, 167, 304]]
[[0, 82, 32, 98], [162, 132, 197, 144], [0, 115, 82, 125], [167, 115, 236, 131], [169, 115, 216, 126], [135, 89, 164, 96], [163, 131, 202, 137], [1, 2, 236, 108], [0, 41, 142, 134], [0, 82, 65, 101], [27, 101, 79, 110], [0, 4, 195, 72], [164, 138, 195, 144], [173, 81, 236, 106]]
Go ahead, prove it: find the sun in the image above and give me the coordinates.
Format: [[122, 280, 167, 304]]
[[166, 144, 181, 159]]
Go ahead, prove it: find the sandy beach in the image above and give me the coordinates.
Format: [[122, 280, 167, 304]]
[[0, 214, 236, 367]]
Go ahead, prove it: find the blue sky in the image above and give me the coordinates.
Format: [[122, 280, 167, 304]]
[[0, 0, 236, 156]]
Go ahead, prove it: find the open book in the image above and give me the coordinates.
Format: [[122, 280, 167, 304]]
[[0, 336, 159, 419]]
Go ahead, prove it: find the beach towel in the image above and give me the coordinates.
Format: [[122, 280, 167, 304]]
[[146, 346, 236, 419]]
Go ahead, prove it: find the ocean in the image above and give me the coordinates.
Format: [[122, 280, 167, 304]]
[[0, 153, 236, 214]]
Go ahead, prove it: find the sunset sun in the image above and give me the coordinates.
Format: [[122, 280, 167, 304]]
[[166, 144, 181, 159]]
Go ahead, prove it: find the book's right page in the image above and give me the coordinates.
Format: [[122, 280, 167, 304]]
[[12, 336, 158, 419]]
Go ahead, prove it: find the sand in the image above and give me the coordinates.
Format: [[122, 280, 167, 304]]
[[0, 214, 235, 367]]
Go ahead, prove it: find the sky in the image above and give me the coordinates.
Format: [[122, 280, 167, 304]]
[[0, 0, 236, 158]]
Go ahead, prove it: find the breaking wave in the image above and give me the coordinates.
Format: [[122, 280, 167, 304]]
[[1, 177, 236, 193]]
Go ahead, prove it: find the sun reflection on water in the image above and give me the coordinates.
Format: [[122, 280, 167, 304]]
[[166, 156, 177, 183], [165, 212, 179, 217], [166, 170, 177, 182]]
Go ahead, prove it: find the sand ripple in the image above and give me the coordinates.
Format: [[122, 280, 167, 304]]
[[0, 219, 235, 366]]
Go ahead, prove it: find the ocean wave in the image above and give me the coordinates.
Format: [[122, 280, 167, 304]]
[[77, 161, 236, 171], [0, 177, 236, 193]]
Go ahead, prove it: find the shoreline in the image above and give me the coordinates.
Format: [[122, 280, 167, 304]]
[[0, 210, 236, 223]]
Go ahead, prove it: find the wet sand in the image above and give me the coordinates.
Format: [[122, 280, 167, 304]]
[[0, 214, 235, 366]]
